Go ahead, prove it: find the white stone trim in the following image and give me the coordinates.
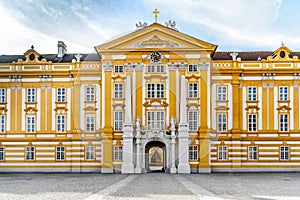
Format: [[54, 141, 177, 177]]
[[102, 72, 105, 128], [36, 89, 41, 131], [96, 84, 100, 130], [80, 77, 100, 81], [6, 89, 10, 131], [21, 89, 25, 131], [258, 87, 263, 130], [67, 88, 71, 131], [80, 84, 85, 130], [242, 87, 247, 130], [51, 88, 56, 131], [228, 84, 232, 130], [212, 84, 216, 130], [290, 86, 294, 130], [207, 63, 211, 128], [274, 87, 278, 130]]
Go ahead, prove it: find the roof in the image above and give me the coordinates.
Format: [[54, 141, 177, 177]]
[[0, 53, 100, 64], [213, 51, 300, 61]]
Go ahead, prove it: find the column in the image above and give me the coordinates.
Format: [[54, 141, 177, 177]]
[[178, 75, 190, 174], [198, 62, 211, 173], [102, 64, 114, 173], [135, 118, 142, 173], [170, 117, 177, 174], [121, 75, 134, 173]]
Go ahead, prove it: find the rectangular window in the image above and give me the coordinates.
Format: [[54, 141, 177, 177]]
[[157, 65, 164, 72], [147, 84, 155, 98], [114, 111, 123, 131], [217, 86, 226, 101], [147, 111, 155, 129], [86, 115, 95, 132], [0, 88, 5, 103], [27, 88, 36, 102], [148, 65, 155, 72], [188, 64, 198, 72], [280, 146, 289, 160], [217, 114, 227, 132], [248, 146, 258, 160], [26, 146, 34, 160], [188, 83, 198, 98], [189, 146, 198, 160], [0, 147, 4, 161], [86, 146, 95, 160], [114, 65, 123, 73], [114, 83, 123, 98], [279, 86, 288, 101], [26, 116, 35, 133], [57, 88, 66, 102], [0, 115, 5, 133], [114, 146, 123, 160], [279, 114, 288, 132], [218, 146, 227, 160], [188, 111, 198, 131], [57, 115, 65, 133], [156, 112, 164, 129], [56, 146, 65, 161], [86, 87, 95, 101], [248, 86, 257, 101], [156, 84, 164, 98], [248, 114, 257, 132]]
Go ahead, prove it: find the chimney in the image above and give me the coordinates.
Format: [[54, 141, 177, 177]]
[[57, 41, 67, 57]]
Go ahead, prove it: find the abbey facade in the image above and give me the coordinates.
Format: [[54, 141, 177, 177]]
[[0, 22, 300, 173]]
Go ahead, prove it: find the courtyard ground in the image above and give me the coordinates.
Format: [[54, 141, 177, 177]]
[[0, 172, 299, 199]]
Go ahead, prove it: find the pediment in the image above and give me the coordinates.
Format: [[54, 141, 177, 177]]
[[95, 23, 217, 54]]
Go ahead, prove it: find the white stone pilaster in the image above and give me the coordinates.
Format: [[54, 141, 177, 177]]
[[51, 88, 56, 131], [132, 67, 136, 121], [290, 86, 294, 130], [121, 75, 134, 174], [6, 89, 10, 131], [228, 84, 233, 130], [258, 87, 263, 130], [21, 88, 25, 131], [36, 88, 41, 131], [178, 75, 190, 174], [96, 84, 100, 130], [212, 84, 216, 130], [67, 88, 71, 131], [274, 87, 278, 130], [176, 69, 180, 123], [242, 87, 247, 130], [80, 85, 85, 130]]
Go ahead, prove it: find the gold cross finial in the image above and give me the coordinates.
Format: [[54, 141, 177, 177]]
[[153, 8, 159, 23]]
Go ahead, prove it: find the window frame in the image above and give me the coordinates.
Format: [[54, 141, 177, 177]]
[[188, 111, 198, 131], [217, 114, 227, 132], [114, 83, 123, 99], [218, 146, 228, 160], [0, 146, 4, 161], [114, 146, 123, 160], [85, 114, 95, 133], [189, 146, 198, 160], [86, 86, 95, 102], [156, 84, 164, 98], [248, 86, 257, 101], [114, 111, 123, 131], [114, 65, 124, 73], [27, 88, 36, 103], [248, 146, 258, 160], [279, 114, 289, 132], [56, 115, 65, 133], [188, 64, 198, 72], [248, 114, 257, 132], [85, 146, 95, 160], [280, 146, 289, 161], [188, 83, 198, 98], [26, 146, 35, 161], [0, 88, 6, 103], [217, 86, 227, 101], [0, 115, 5, 133], [279, 86, 288, 101], [56, 146, 65, 161], [26, 116, 35, 133], [57, 88, 66, 102]]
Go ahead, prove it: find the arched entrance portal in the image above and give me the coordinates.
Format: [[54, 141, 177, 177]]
[[145, 141, 166, 172]]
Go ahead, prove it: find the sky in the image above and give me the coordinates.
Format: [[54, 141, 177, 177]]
[[0, 0, 299, 55]]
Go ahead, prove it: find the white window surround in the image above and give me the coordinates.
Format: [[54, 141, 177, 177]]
[[248, 114, 257, 132], [26, 146, 34, 160], [279, 114, 288, 132], [26, 116, 35, 133], [217, 114, 227, 132], [279, 86, 288, 101], [248, 86, 257, 101], [0, 88, 5, 103], [114, 83, 123, 99], [56, 146, 65, 160], [27, 88, 36, 102], [114, 111, 123, 131], [189, 146, 198, 160], [56, 115, 65, 133], [57, 88, 66, 102], [280, 146, 289, 160], [114, 146, 123, 160], [218, 146, 227, 160], [217, 86, 226, 101], [0, 146, 4, 161], [188, 83, 198, 98], [188, 64, 198, 72], [86, 114, 95, 132], [188, 111, 198, 131], [114, 65, 124, 73], [0, 115, 5, 133], [86, 146, 95, 160], [248, 146, 258, 160], [86, 86, 95, 101]]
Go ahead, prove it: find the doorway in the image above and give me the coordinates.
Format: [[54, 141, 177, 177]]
[[145, 141, 166, 172]]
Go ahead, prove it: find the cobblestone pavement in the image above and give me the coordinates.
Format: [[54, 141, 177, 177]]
[[0, 172, 300, 199]]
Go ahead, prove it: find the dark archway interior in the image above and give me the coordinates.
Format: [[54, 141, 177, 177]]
[[145, 141, 166, 173]]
